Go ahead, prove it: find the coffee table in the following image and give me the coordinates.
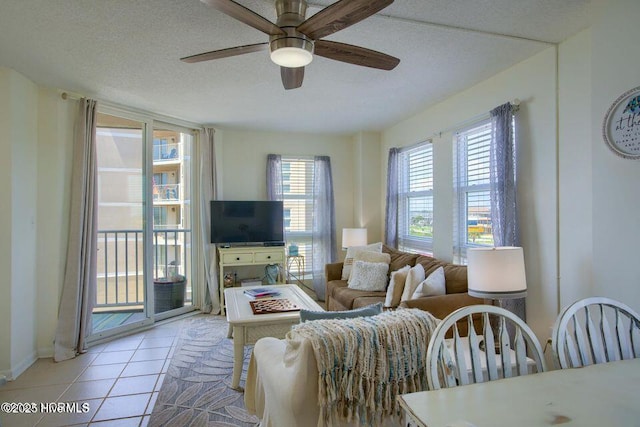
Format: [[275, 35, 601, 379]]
[[224, 284, 324, 390]]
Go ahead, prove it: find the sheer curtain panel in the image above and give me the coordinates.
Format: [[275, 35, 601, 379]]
[[384, 148, 399, 247], [266, 154, 283, 201], [490, 101, 524, 319], [54, 99, 98, 362], [200, 127, 220, 314], [311, 156, 337, 300]]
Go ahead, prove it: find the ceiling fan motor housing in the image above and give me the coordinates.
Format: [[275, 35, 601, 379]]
[[270, 0, 314, 64]]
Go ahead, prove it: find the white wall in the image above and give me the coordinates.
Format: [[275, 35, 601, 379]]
[[352, 132, 383, 244], [36, 88, 75, 356], [217, 128, 357, 261], [558, 29, 593, 308], [589, 0, 640, 308], [382, 48, 559, 342], [0, 67, 40, 379]]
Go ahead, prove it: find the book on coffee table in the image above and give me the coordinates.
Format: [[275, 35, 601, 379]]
[[243, 287, 281, 299]]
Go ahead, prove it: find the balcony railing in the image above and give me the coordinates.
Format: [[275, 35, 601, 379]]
[[96, 228, 191, 309], [153, 143, 181, 162], [153, 184, 180, 202]]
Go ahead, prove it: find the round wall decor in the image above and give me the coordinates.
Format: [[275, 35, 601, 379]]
[[602, 86, 640, 159]]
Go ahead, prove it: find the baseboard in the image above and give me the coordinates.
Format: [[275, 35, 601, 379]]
[[38, 346, 54, 358], [5, 350, 38, 381]]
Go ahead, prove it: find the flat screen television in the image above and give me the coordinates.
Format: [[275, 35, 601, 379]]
[[210, 200, 284, 246]]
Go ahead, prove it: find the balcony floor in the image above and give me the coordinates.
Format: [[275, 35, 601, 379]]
[[92, 311, 146, 333]]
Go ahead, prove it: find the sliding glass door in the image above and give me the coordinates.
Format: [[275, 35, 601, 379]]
[[90, 110, 195, 341]]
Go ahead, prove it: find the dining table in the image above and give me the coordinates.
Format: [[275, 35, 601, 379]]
[[398, 358, 640, 427]]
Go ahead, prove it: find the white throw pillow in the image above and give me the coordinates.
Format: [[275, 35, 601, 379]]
[[411, 266, 446, 299], [400, 264, 426, 302], [341, 242, 383, 280], [348, 250, 391, 280], [384, 265, 411, 307], [347, 260, 389, 291]]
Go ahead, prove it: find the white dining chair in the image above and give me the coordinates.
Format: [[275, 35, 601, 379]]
[[426, 305, 546, 390], [551, 296, 640, 369]]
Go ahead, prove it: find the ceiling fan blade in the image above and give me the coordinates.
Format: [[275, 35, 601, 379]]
[[297, 0, 393, 40], [200, 0, 285, 36], [281, 67, 304, 90], [314, 40, 399, 70], [181, 42, 269, 63]]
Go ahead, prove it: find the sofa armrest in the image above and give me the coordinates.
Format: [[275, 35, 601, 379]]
[[325, 262, 344, 282]]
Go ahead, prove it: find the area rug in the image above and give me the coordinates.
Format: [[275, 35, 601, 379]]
[[148, 315, 260, 427]]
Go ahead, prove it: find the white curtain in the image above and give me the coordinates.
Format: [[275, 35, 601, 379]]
[[266, 154, 283, 201], [54, 99, 98, 362], [200, 127, 220, 314], [384, 148, 399, 247], [490, 102, 525, 319], [312, 156, 337, 301]]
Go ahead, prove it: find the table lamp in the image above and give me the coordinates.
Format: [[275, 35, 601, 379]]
[[341, 228, 367, 250], [467, 246, 527, 353], [467, 246, 527, 302]]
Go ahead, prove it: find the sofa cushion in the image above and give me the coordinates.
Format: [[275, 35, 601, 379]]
[[347, 260, 389, 291], [300, 302, 382, 322], [348, 250, 391, 280], [415, 255, 468, 294], [332, 284, 385, 310], [384, 265, 411, 308], [412, 266, 446, 298], [383, 244, 420, 273], [342, 242, 383, 279], [401, 264, 426, 302]]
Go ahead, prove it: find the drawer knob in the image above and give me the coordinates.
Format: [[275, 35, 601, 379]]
[[267, 255, 271, 259], [236, 257, 240, 261]]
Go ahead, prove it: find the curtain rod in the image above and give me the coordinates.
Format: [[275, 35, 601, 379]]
[[60, 91, 83, 100], [433, 98, 521, 138]]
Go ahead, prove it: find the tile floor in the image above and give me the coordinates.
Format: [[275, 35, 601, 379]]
[[0, 317, 188, 427]]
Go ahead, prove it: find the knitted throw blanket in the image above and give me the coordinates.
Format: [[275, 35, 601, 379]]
[[287, 309, 438, 427]]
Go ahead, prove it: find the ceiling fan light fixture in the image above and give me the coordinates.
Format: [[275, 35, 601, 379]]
[[270, 37, 313, 68]]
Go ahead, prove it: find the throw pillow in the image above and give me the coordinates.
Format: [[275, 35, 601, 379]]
[[400, 263, 426, 302], [384, 265, 411, 308], [348, 250, 391, 280], [347, 260, 389, 291], [341, 242, 383, 280], [411, 266, 446, 299], [300, 302, 383, 322]]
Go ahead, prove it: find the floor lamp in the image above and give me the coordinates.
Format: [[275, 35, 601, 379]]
[[467, 246, 527, 351]]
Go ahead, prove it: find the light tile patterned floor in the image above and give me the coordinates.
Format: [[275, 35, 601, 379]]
[[0, 317, 188, 427]]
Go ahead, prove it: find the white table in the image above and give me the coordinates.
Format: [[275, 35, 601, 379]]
[[398, 358, 640, 427], [224, 284, 323, 390]]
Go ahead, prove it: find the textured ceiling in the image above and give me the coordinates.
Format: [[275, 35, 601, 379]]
[[0, 0, 592, 134]]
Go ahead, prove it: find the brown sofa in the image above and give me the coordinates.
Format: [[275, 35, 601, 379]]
[[325, 245, 483, 327]]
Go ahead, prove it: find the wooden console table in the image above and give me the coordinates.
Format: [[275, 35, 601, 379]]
[[218, 246, 286, 315]]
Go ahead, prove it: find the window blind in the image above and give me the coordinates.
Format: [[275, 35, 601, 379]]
[[282, 157, 314, 274], [454, 120, 494, 263], [398, 142, 433, 254]]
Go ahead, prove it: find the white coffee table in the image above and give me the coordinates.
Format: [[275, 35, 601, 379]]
[[224, 284, 324, 390]]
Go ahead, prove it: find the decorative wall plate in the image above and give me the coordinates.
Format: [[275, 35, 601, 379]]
[[602, 86, 640, 159]]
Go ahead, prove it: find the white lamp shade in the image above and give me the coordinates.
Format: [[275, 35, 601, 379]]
[[341, 228, 367, 249], [467, 246, 527, 299]]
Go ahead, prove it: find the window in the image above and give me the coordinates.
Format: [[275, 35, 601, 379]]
[[281, 157, 314, 275], [454, 119, 494, 262], [397, 142, 433, 254]]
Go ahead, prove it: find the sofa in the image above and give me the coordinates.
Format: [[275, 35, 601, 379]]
[[325, 245, 484, 330], [245, 309, 438, 427]]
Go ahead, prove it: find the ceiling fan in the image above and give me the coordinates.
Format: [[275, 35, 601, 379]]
[[181, 0, 400, 89]]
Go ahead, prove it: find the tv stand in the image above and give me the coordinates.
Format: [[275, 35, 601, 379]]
[[218, 245, 286, 315]]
